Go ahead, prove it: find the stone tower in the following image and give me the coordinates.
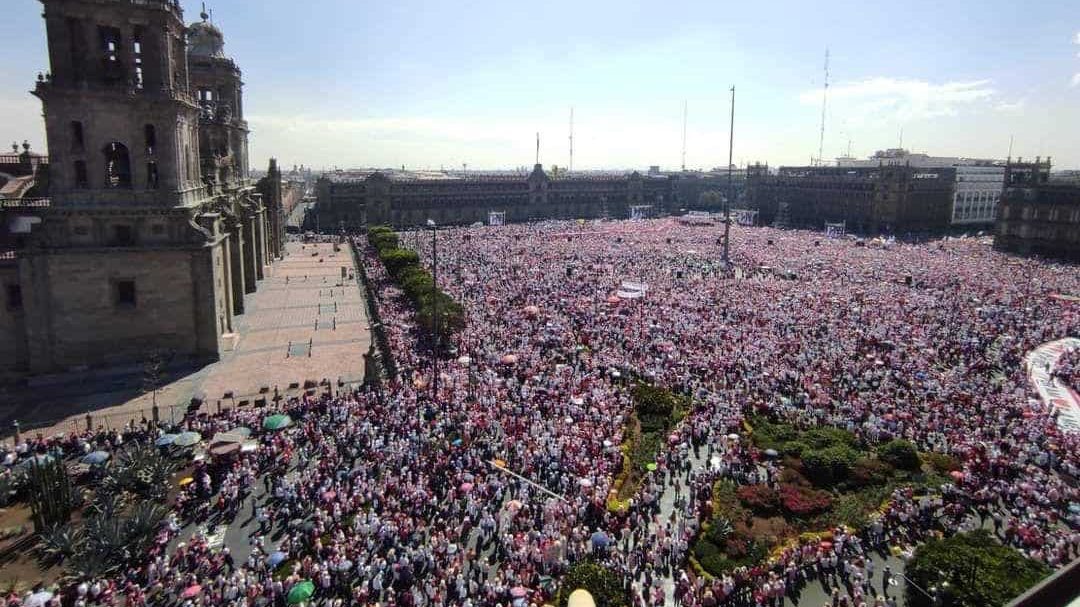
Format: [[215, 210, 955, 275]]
[[17, 0, 237, 372]]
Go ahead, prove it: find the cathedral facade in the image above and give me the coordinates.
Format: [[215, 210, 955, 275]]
[[0, 0, 289, 376]]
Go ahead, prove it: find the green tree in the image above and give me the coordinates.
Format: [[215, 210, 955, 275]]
[[559, 561, 630, 607], [905, 530, 1051, 607], [802, 444, 860, 488], [877, 439, 921, 471]]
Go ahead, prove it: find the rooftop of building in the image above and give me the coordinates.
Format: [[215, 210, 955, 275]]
[[321, 166, 669, 185]]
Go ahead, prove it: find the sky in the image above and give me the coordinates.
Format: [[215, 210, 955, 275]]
[[1, 0, 1078, 172]]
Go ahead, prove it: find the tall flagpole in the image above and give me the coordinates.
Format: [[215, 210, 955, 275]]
[[724, 86, 734, 265]]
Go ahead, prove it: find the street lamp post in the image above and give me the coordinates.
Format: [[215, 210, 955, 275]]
[[427, 219, 439, 402]]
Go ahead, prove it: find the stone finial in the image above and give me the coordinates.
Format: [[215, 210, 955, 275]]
[[11, 143, 18, 153], [22, 140, 31, 152]]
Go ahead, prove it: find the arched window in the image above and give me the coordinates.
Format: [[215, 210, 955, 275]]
[[103, 142, 131, 188], [144, 124, 156, 155]]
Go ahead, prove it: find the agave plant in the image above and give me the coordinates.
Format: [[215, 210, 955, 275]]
[[107, 445, 177, 502], [706, 516, 734, 546], [87, 487, 127, 519], [0, 471, 25, 508], [123, 502, 167, 554], [39, 523, 82, 564]]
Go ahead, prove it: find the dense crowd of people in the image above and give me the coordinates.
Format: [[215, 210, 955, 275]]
[[2, 219, 1078, 607]]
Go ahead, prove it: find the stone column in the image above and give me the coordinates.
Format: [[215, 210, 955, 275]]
[[242, 213, 257, 294], [227, 220, 246, 315], [253, 207, 266, 280]]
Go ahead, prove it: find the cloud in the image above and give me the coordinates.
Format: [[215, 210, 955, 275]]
[[1074, 31, 1080, 45], [994, 99, 1026, 112], [1071, 73, 1080, 88], [799, 78, 995, 125]]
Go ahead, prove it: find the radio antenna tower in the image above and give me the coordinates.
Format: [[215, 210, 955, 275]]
[[681, 100, 688, 171], [569, 107, 574, 173], [817, 48, 829, 166]]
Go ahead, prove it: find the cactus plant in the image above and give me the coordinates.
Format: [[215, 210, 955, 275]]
[[26, 457, 75, 533]]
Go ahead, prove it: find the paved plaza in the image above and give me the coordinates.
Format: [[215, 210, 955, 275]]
[[4, 241, 370, 436]]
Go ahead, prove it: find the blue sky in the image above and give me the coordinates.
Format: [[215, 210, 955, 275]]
[[2, 0, 1078, 170]]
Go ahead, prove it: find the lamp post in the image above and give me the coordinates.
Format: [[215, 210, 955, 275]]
[[427, 219, 439, 402]]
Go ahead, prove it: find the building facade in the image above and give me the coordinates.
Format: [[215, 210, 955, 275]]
[[314, 165, 748, 230], [0, 0, 287, 377], [746, 164, 957, 235], [838, 149, 1005, 227], [996, 159, 1080, 261]]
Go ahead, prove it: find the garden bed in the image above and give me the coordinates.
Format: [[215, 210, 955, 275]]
[[691, 415, 956, 578], [607, 383, 687, 513]]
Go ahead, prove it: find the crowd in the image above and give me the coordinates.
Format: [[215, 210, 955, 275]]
[[1053, 347, 1080, 393], [1, 219, 1077, 607]]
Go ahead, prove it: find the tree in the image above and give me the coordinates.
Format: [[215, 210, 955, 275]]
[[905, 530, 1051, 607], [877, 439, 921, 471], [142, 348, 172, 413], [559, 561, 630, 607]]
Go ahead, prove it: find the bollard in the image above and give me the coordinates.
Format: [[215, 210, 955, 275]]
[[12, 420, 20, 445], [152, 404, 160, 424], [85, 413, 93, 432]]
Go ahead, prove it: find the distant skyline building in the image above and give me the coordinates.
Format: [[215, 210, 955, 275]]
[[837, 148, 1006, 227]]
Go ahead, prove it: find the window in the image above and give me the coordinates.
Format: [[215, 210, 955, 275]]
[[71, 121, 84, 151], [144, 124, 156, 155], [103, 141, 131, 188], [147, 161, 159, 189], [5, 284, 21, 312], [114, 280, 136, 308], [98, 26, 123, 82], [74, 160, 88, 188], [132, 28, 144, 89], [151, 223, 165, 235], [111, 224, 134, 246], [73, 225, 89, 236]]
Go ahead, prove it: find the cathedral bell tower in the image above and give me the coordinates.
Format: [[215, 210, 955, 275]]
[[33, 0, 204, 207]]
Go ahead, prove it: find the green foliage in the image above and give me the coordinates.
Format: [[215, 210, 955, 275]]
[[106, 445, 177, 502], [850, 457, 895, 488], [747, 415, 799, 451], [379, 248, 420, 279], [877, 439, 921, 471], [802, 426, 857, 450], [632, 383, 680, 417], [558, 561, 630, 607], [922, 451, 961, 474], [26, 457, 75, 533], [705, 517, 734, 546], [368, 230, 399, 252], [905, 530, 1051, 607], [802, 445, 860, 488]]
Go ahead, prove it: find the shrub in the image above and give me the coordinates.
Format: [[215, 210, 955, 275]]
[[631, 383, 680, 417], [558, 561, 630, 607], [802, 426, 857, 450], [705, 517, 734, 546], [850, 457, 895, 487], [778, 467, 811, 487], [922, 451, 961, 474], [876, 439, 921, 471], [778, 484, 832, 517], [737, 485, 780, 515], [781, 440, 809, 459], [802, 445, 860, 487], [379, 248, 420, 279], [905, 530, 1051, 607]]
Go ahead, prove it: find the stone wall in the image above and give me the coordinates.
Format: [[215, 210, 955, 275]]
[[18, 247, 221, 372]]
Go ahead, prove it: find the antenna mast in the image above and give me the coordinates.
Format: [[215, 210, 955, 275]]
[[1007, 134, 1014, 161], [817, 48, 829, 166], [681, 100, 688, 172], [535, 132, 540, 165], [569, 107, 574, 173]]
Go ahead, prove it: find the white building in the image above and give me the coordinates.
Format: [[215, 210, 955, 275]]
[[952, 165, 1004, 225], [837, 149, 1004, 226]]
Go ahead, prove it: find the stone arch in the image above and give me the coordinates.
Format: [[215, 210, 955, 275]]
[[103, 141, 131, 188]]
